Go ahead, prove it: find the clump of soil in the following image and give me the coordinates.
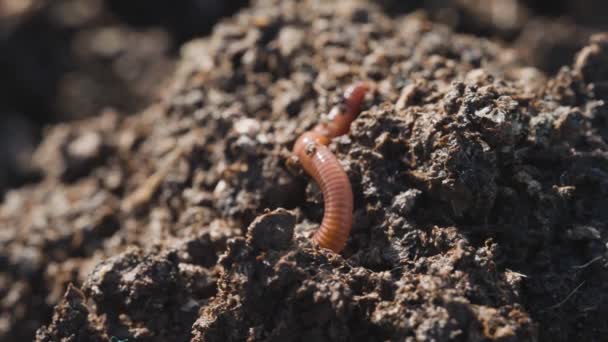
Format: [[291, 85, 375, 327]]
[[2, 0, 608, 341]]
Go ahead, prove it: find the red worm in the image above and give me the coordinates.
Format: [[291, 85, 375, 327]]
[[293, 82, 370, 253]]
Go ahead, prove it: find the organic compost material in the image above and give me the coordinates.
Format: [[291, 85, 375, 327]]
[[1, 0, 608, 341]]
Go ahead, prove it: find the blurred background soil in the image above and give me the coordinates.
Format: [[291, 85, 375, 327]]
[[1, 0, 607, 341], [1, 0, 606, 198], [0, 0, 248, 197]]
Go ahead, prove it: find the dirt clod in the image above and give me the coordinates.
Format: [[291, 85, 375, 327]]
[[246, 209, 296, 251]]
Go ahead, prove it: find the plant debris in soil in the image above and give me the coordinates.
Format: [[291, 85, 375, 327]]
[[1, 0, 608, 341]]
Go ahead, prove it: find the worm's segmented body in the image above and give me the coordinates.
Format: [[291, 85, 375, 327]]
[[293, 82, 370, 253]]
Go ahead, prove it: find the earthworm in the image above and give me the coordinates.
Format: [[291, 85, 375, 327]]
[[293, 82, 370, 253]]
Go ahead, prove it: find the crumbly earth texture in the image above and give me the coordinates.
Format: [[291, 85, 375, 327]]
[[1, 0, 607, 341]]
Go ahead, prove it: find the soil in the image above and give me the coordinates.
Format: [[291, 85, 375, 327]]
[[2, 0, 608, 341], [0, 0, 247, 196]]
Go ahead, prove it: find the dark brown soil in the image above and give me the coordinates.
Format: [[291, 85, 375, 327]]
[[2, 0, 608, 341], [0, 0, 247, 196]]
